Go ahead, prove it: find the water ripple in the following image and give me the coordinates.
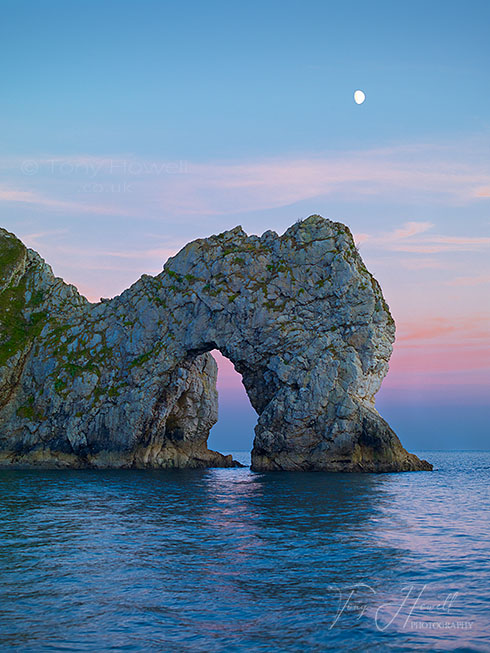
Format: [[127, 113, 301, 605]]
[[0, 451, 488, 651]]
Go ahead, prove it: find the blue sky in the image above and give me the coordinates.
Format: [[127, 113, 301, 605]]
[[1, 0, 489, 451], [2, 0, 489, 157]]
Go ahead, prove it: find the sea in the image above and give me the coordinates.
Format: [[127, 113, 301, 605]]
[[0, 450, 489, 652]]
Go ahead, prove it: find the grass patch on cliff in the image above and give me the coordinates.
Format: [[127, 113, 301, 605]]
[[54, 378, 68, 393], [29, 290, 45, 307], [16, 396, 44, 421], [0, 232, 25, 282], [0, 277, 47, 367], [129, 348, 158, 368], [165, 269, 183, 283]]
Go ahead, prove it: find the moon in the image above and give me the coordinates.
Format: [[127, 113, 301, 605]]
[[354, 89, 366, 105]]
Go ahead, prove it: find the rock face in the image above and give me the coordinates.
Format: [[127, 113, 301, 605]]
[[0, 216, 431, 471]]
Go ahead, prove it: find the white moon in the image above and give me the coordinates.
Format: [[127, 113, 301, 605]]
[[354, 89, 366, 104]]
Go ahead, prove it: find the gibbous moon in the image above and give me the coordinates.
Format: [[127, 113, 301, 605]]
[[354, 89, 366, 104]]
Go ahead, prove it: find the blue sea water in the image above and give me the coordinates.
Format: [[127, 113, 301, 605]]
[[0, 451, 489, 652]]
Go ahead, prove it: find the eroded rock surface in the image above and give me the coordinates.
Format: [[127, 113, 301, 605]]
[[0, 216, 432, 471]]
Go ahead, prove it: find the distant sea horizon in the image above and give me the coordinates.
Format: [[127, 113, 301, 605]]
[[218, 448, 490, 467]]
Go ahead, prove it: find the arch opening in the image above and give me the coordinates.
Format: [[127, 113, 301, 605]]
[[207, 350, 257, 463]]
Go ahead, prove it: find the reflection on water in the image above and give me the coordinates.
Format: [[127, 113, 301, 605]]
[[0, 451, 488, 652]]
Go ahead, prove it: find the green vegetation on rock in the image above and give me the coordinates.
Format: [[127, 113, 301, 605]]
[[16, 396, 44, 421], [0, 277, 47, 367], [0, 231, 25, 282]]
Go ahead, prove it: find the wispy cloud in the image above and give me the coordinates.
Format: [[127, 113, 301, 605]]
[[398, 258, 446, 270], [382, 311, 490, 395], [355, 221, 490, 255], [0, 185, 131, 216], [355, 221, 434, 246], [18, 237, 180, 272], [395, 316, 489, 344], [446, 274, 490, 287], [1, 137, 489, 218], [475, 187, 490, 197], [19, 228, 69, 246], [385, 346, 490, 384]]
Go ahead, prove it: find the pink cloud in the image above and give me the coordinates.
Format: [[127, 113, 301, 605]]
[[385, 345, 490, 386], [431, 235, 490, 246], [2, 137, 490, 219], [396, 316, 489, 343], [475, 187, 490, 197], [354, 222, 490, 255], [101, 247, 180, 261], [379, 311, 490, 396], [0, 186, 130, 216], [212, 316, 490, 398], [398, 258, 445, 270], [384, 221, 434, 240], [396, 321, 458, 343], [446, 275, 490, 287]]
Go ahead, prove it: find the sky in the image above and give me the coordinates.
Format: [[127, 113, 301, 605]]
[[0, 0, 489, 451]]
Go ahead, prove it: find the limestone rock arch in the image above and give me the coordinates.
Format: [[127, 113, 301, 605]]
[[0, 216, 431, 471]]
